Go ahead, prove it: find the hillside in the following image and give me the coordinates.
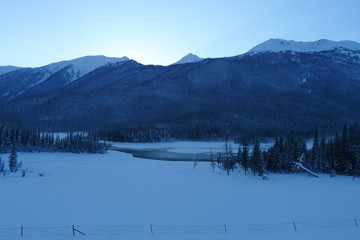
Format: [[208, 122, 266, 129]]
[[0, 56, 128, 100], [0, 39, 359, 136]]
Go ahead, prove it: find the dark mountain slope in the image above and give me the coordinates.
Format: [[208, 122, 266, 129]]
[[1, 50, 359, 136]]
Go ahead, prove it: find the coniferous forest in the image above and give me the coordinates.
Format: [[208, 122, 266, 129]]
[[2, 118, 360, 178], [217, 123, 360, 178], [0, 121, 107, 154]]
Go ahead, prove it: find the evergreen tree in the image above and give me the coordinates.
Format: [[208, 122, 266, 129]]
[[266, 137, 281, 172], [319, 136, 328, 172], [220, 141, 235, 175], [331, 124, 352, 174], [236, 145, 242, 165], [278, 136, 290, 172], [348, 123, 360, 178], [241, 145, 249, 174], [251, 140, 264, 176], [310, 129, 321, 172], [210, 149, 216, 172], [340, 124, 351, 174], [0, 155, 4, 172], [9, 146, 20, 172], [325, 139, 336, 176]]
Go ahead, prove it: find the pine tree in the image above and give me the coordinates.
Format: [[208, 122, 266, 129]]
[[210, 149, 216, 172], [236, 145, 242, 165], [340, 124, 351, 174], [266, 137, 281, 172], [332, 124, 352, 174], [326, 139, 336, 176], [251, 140, 264, 176], [9, 146, 18, 172], [278, 136, 290, 172], [311, 129, 320, 172], [319, 136, 328, 172], [221, 141, 235, 175], [348, 123, 360, 179], [241, 145, 249, 174], [0, 155, 4, 173]]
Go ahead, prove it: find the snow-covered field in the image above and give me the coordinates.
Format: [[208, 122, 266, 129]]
[[1, 141, 359, 240]]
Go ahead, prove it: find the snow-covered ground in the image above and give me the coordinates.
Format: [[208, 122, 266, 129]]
[[1, 142, 359, 240]]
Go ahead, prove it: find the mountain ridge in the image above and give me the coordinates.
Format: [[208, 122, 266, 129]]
[[2, 39, 360, 69], [248, 38, 360, 53], [0, 39, 360, 136], [1, 48, 359, 135], [0, 65, 22, 75], [0, 55, 129, 99]]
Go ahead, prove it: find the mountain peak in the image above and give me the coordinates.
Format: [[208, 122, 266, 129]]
[[0, 65, 22, 75], [0, 55, 130, 100], [248, 39, 360, 53], [173, 53, 204, 65], [41, 55, 130, 82], [47, 55, 129, 70]]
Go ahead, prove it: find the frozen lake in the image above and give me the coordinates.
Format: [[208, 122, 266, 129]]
[[110, 139, 313, 161]]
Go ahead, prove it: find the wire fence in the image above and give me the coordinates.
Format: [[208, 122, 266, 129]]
[[0, 218, 358, 238]]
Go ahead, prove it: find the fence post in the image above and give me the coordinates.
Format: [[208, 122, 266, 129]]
[[21, 226, 23, 237], [355, 218, 358, 227], [224, 224, 227, 233], [293, 222, 297, 231], [72, 225, 75, 236], [150, 224, 153, 234]]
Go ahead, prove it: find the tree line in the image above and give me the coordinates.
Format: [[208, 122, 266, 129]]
[[91, 127, 172, 143], [217, 123, 360, 178], [0, 121, 107, 154]]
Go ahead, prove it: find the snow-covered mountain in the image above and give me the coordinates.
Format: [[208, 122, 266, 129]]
[[0, 55, 129, 99], [248, 39, 360, 53], [1, 39, 360, 133], [32, 55, 129, 85], [0, 65, 22, 75], [173, 53, 204, 65]]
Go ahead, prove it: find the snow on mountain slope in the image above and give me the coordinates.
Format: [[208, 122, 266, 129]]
[[34, 55, 129, 85], [0, 65, 22, 75], [0, 55, 129, 100], [248, 38, 360, 53], [173, 53, 204, 65]]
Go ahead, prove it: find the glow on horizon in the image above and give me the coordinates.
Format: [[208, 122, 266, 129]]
[[1, 0, 360, 67]]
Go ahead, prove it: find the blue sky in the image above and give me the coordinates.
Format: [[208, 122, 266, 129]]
[[1, 0, 359, 67]]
